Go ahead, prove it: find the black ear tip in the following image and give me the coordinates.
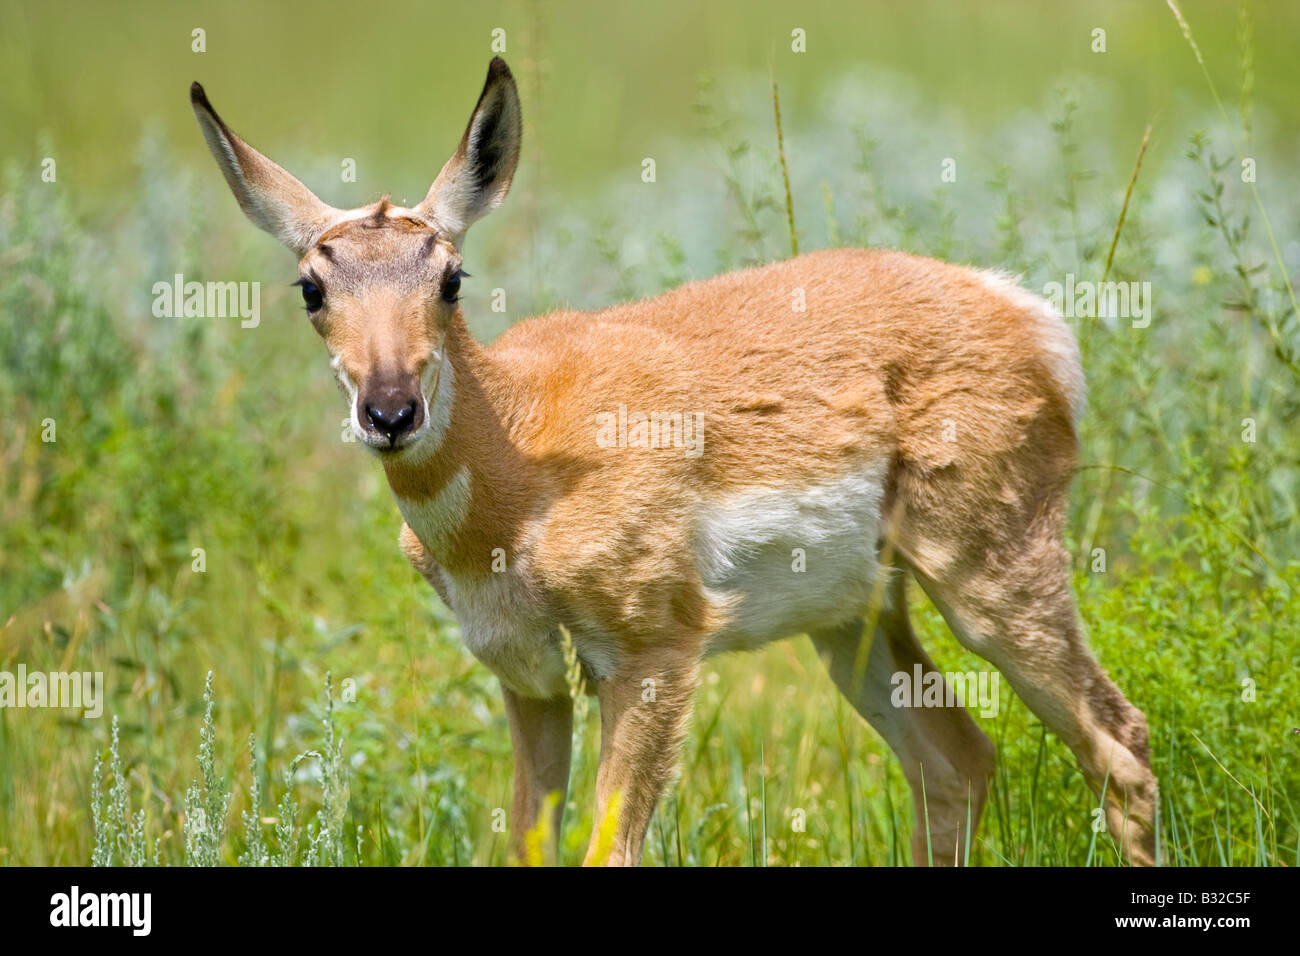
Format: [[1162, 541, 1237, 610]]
[[190, 81, 209, 108], [487, 56, 512, 80]]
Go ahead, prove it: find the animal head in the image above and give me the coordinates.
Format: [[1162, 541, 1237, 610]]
[[190, 58, 521, 454]]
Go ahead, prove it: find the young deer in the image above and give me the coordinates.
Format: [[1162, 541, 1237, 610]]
[[192, 57, 1158, 866]]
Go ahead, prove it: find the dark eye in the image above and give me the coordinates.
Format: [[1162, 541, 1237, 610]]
[[441, 268, 468, 304], [294, 278, 323, 312]]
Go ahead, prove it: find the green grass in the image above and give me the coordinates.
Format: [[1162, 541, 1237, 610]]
[[1, 0, 1298, 866]]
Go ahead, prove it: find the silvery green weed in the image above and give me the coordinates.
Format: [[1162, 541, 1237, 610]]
[[91, 672, 355, 866]]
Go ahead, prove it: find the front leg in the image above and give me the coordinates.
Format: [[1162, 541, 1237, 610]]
[[502, 686, 573, 864], [585, 646, 701, 866]]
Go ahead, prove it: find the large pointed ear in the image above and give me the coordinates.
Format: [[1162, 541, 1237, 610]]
[[190, 82, 339, 256], [414, 57, 521, 248]]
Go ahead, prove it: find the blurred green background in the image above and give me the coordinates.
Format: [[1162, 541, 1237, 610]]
[[1, 0, 1298, 866], [5, 0, 1300, 211]]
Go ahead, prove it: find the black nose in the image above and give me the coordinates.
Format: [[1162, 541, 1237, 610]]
[[365, 397, 420, 443]]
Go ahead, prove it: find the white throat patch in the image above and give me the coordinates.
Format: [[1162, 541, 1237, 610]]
[[396, 465, 472, 558]]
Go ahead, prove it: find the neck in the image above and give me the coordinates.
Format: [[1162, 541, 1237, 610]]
[[381, 315, 534, 575]]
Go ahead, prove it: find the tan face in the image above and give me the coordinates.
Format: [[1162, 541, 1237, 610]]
[[192, 57, 521, 455], [296, 204, 464, 455]]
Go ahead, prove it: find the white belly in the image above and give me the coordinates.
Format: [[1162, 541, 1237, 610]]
[[400, 457, 889, 692], [693, 460, 889, 653]]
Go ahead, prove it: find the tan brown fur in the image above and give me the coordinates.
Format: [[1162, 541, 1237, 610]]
[[192, 58, 1157, 867]]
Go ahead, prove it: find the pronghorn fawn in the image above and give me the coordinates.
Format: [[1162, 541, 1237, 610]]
[[192, 57, 1157, 866]]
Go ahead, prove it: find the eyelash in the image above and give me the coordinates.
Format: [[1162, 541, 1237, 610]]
[[292, 278, 323, 312], [442, 268, 469, 303]]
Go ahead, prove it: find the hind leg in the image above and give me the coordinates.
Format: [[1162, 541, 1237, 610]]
[[811, 570, 996, 865], [900, 487, 1158, 865]]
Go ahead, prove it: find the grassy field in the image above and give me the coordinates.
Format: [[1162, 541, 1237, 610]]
[[1, 0, 1298, 866]]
